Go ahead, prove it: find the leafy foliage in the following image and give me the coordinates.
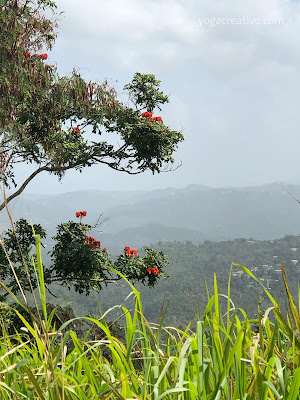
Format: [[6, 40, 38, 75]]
[[0, 218, 46, 293], [50, 221, 112, 294], [0, 218, 169, 295], [123, 72, 169, 111], [114, 247, 168, 285]]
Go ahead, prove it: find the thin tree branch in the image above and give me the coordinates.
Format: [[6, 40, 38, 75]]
[[0, 160, 87, 211], [0, 165, 49, 211], [45, 285, 57, 298], [50, 276, 122, 284], [93, 158, 141, 175]]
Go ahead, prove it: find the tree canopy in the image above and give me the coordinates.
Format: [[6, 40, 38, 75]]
[[0, 0, 184, 211]]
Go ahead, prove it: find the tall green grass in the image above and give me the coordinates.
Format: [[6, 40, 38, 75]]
[[0, 234, 299, 399]]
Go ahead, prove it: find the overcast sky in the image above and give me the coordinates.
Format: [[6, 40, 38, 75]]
[[20, 0, 300, 193]]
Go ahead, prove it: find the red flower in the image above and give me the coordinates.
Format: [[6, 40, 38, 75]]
[[103, 247, 107, 252], [38, 53, 48, 60], [76, 210, 87, 219], [147, 266, 159, 276], [23, 51, 31, 58], [150, 116, 163, 122], [73, 126, 80, 133], [125, 248, 137, 257], [142, 111, 153, 119], [85, 236, 100, 248]]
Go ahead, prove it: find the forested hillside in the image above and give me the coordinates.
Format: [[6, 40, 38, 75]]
[[48, 233, 300, 326]]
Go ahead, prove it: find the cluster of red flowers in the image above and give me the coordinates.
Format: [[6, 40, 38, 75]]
[[124, 246, 138, 258], [38, 53, 48, 60], [142, 111, 153, 118], [23, 52, 48, 60], [74, 210, 108, 252], [73, 127, 80, 133], [75, 210, 87, 219], [85, 236, 101, 249], [147, 267, 159, 276], [141, 111, 163, 123]]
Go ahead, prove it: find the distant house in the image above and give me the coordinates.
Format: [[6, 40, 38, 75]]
[[263, 264, 273, 270], [291, 260, 298, 265], [290, 248, 298, 252], [232, 270, 244, 278]]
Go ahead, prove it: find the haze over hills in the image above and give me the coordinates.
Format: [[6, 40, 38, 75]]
[[1, 182, 300, 323], [1, 182, 300, 253]]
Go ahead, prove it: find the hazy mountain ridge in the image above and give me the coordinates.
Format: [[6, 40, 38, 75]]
[[1, 183, 300, 253]]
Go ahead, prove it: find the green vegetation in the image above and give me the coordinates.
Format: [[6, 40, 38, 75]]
[[0, 217, 169, 295], [0, 235, 299, 399], [44, 235, 300, 328]]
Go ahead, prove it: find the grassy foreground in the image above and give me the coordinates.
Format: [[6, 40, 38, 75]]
[[0, 235, 299, 399]]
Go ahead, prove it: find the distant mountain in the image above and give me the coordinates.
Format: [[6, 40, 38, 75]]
[[2, 183, 300, 252]]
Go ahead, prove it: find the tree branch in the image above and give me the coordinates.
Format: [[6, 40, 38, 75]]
[[0, 139, 175, 211], [50, 276, 122, 284], [0, 161, 83, 211], [0, 165, 49, 211], [93, 157, 142, 175]]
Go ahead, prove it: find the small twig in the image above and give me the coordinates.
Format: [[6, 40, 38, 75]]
[[280, 183, 300, 204], [45, 285, 57, 298]]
